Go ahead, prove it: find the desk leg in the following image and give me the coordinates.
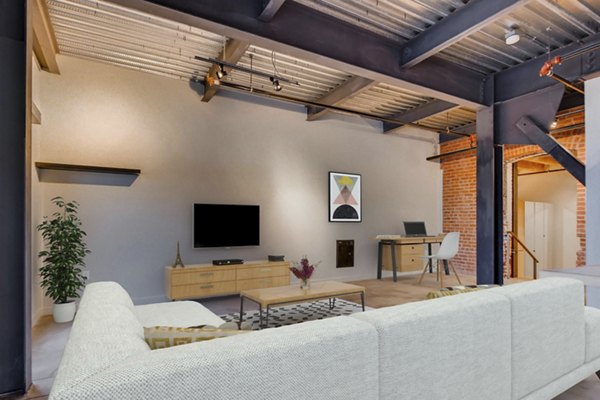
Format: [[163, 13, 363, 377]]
[[238, 296, 245, 329], [391, 242, 398, 282], [259, 307, 263, 330], [427, 243, 433, 273], [377, 241, 383, 279], [443, 259, 450, 275], [360, 292, 365, 312]]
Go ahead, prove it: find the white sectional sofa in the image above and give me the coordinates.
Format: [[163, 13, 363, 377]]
[[49, 278, 600, 400]]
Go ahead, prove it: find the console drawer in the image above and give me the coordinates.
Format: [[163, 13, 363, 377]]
[[236, 276, 290, 291], [237, 265, 289, 280], [171, 269, 236, 286], [170, 281, 236, 299]]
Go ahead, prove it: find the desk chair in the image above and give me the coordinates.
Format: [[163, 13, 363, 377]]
[[418, 232, 462, 287]]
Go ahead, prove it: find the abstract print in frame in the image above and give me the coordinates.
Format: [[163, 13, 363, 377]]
[[329, 172, 361, 222]]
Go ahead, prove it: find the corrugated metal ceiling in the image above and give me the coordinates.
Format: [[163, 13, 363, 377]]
[[46, 0, 486, 133], [295, 0, 600, 74]]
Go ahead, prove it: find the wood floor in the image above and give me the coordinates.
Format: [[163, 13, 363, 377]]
[[13, 274, 600, 399]]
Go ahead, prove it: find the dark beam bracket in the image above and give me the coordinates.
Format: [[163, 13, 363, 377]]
[[383, 99, 456, 132], [515, 116, 585, 185], [258, 0, 287, 22]]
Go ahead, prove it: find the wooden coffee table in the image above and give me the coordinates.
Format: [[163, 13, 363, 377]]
[[239, 281, 366, 329]]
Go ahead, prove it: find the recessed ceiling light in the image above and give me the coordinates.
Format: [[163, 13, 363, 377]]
[[505, 29, 520, 45]]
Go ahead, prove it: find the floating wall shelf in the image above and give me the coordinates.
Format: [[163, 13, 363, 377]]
[[35, 162, 140, 186], [35, 162, 141, 175]]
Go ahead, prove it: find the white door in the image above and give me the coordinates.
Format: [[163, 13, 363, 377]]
[[524, 201, 553, 278]]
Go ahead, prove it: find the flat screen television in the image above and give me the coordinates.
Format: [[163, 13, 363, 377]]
[[193, 203, 260, 248]]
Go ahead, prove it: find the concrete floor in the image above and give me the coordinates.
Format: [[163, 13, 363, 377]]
[[12, 273, 600, 399]]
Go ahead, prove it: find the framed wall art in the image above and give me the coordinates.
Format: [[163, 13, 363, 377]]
[[329, 171, 361, 222]]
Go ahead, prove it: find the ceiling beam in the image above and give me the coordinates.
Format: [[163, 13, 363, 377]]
[[495, 31, 600, 102], [306, 76, 375, 121], [258, 0, 287, 22], [31, 0, 60, 74], [202, 38, 249, 102], [111, 0, 488, 108], [382, 99, 457, 132], [400, 0, 531, 68]]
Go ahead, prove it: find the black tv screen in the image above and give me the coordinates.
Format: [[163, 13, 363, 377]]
[[193, 204, 260, 248]]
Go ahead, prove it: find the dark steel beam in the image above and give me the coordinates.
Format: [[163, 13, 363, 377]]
[[383, 99, 457, 132], [516, 116, 585, 185], [400, 0, 530, 68], [495, 31, 600, 102], [0, 0, 30, 395], [476, 106, 502, 284], [258, 0, 287, 22], [116, 0, 487, 107], [307, 76, 375, 121]]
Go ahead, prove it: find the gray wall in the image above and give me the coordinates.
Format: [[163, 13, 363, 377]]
[[32, 56, 442, 312]]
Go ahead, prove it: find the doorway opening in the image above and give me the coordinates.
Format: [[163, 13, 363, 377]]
[[508, 155, 579, 279]]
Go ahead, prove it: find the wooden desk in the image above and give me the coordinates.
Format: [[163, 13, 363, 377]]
[[375, 235, 445, 282]]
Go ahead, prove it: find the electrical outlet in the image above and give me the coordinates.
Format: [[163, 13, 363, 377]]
[[82, 270, 90, 280]]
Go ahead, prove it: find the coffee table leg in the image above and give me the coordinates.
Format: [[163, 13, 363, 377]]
[[265, 305, 270, 328], [238, 296, 245, 329], [361, 292, 365, 311]]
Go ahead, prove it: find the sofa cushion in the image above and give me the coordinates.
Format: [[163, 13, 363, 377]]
[[78, 281, 134, 310], [585, 306, 600, 362], [49, 316, 379, 400], [134, 300, 225, 328], [352, 290, 511, 400], [490, 278, 585, 400], [144, 326, 249, 349]]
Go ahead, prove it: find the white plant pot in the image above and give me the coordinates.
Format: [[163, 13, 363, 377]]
[[53, 301, 77, 323]]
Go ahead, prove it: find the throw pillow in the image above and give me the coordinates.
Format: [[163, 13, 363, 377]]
[[144, 326, 249, 350]]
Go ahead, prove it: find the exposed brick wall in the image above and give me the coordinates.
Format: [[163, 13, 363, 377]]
[[440, 109, 585, 275]]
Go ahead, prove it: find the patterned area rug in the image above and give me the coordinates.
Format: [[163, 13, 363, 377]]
[[220, 298, 368, 330]]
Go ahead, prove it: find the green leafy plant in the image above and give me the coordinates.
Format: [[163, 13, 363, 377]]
[[38, 197, 90, 304]]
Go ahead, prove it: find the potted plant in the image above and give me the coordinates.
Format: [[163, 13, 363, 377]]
[[38, 197, 90, 323]]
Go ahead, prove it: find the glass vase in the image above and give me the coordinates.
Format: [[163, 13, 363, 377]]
[[300, 278, 311, 290]]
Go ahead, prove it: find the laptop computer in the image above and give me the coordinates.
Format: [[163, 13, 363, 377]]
[[403, 221, 430, 237]]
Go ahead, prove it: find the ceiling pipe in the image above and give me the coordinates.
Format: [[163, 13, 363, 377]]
[[539, 56, 584, 95], [202, 79, 471, 138]]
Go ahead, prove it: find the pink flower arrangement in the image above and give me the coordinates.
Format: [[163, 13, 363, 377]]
[[290, 256, 320, 283]]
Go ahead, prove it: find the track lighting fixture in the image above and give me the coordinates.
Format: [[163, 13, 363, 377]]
[[550, 121, 558, 129], [270, 77, 282, 91], [216, 63, 227, 79], [194, 55, 300, 87], [505, 28, 520, 45]]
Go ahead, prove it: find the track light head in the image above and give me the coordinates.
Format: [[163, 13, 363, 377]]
[[270, 77, 282, 91], [216, 64, 227, 79]]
